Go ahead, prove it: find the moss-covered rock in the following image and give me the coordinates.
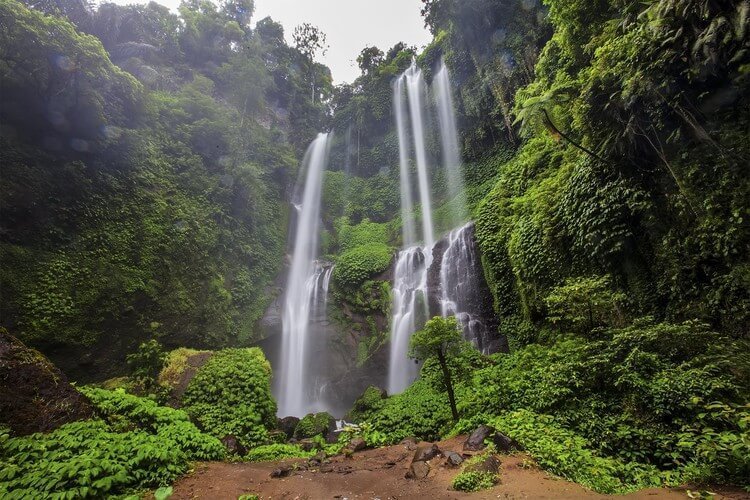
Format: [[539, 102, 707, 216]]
[[0, 328, 92, 435], [158, 347, 213, 407], [294, 412, 336, 440], [181, 348, 277, 450], [346, 386, 387, 422]]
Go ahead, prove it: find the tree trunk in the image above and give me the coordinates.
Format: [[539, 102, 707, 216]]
[[437, 348, 459, 423]]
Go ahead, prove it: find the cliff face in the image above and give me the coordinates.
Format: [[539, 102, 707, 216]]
[[258, 225, 504, 417], [0, 328, 93, 435]]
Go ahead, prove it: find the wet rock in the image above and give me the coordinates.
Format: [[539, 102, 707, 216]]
[[492, 432, 523, 453], [413, 443, 442, 462], [0, 329, 92, 435], [270, 465, 294, 478], [299, 438, 322, 452], [405, 460, 431, 479], [347, 437, 367, 452], [220, 435, 246, 456], [464, 425, 494, 451], [466, 455, 501, 475], [445, 451, 464, 467], [278, 416, 300, 439], [400, 437, 418, 450]]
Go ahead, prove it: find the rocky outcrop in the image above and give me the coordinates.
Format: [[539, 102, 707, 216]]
[[0, 329, 92, 435]]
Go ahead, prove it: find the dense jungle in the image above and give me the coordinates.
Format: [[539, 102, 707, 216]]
[[0, 0, 749, 498]]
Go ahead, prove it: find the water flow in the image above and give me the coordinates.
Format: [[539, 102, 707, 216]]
[[404, 62, 434, 249], [278, 133, 330, 417], [434, 61, 468, 226], [388, 61, 438, 394], [394, 77, 417, 246], [439, 223, 491, 352], [387, 246, 428, 394]]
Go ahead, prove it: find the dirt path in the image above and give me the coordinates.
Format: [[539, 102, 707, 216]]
[[172, 436, 749, 500]]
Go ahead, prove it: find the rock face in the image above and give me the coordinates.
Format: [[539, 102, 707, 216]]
[[0, 329, 93, 435], [464, 425, 495, 451], [278, 416, 300, 439]]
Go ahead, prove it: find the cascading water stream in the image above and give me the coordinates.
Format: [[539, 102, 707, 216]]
[[388, 61, 436, 395], [277, 133, 330, 417], [434, 60, 468, 227], [439, 223, 491, 353]]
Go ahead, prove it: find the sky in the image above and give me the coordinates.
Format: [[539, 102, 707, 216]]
[[103, 0, 433, 83]]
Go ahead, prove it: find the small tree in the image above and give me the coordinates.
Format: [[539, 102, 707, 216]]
[[126, 339, 166, 389], [409, 316, 463, 423]]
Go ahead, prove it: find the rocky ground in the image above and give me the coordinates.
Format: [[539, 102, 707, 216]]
[[171, 436, 749, 500]]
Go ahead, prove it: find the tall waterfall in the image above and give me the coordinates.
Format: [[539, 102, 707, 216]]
[[439, 223, 491, 353], [278, 133, 330, 417], [388, 61, 435, 395], [434, 60, 468, 227]]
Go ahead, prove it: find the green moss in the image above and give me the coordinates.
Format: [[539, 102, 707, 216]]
[[294, 412, 334, 439], [332, 244, 393, 291], [244, 444, 314, 462], [182, 348, 276, 449]]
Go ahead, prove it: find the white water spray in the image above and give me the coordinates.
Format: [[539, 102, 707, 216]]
[[277, 133, 330, 417]]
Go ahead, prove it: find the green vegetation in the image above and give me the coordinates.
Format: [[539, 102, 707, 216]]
[[244, 444, 314, 462], [452, 468, 498, 492], [0, 389, 224, 499], [294, 412, 334, 439], [332, 244, 393, 291], [182, 348, 276, 449]]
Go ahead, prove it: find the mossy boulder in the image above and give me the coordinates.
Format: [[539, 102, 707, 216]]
[[294, 412, 336, 440], [181, 348, 277, 450], [346, 385, 387, 422], [0, 328, 92, 435], [158, 347, 213, 407]]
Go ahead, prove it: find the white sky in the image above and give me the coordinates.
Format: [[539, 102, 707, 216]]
[[103, 0, 432, 83]]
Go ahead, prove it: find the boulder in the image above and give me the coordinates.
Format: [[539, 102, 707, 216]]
[[221, 435, 246, 456], [413, 443, 442, 463], [298, 438, 322, 452], [347, 437, 367, 452], [400, 437, 418, 451], [492, 432, 523, 453], [0, 329, 92, 435], [445, 451, 464, 467], [405, 460, 430, 479], [463, 424, 494, 451], [345, 385, 387, 422], [278, 416, 300, 439], [294, 412, 336, 440], [465, 455, 501, 475], [270, 465, 294, 478]]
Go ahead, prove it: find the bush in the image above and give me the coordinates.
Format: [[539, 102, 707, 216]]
[[334, 217, 391, 252], [333, 244, 393, 290], [0, 389, 225, 499], [182, 348, 277, 449], [294, 412, 334, 439], [452, 470, 497, 492], [245, 444, 314, 462]]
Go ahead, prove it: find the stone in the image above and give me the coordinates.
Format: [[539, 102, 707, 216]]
[[347, 437, 367, 452], [220, 435, 246, 456], [463, 424, 494, 451], [465, 455, 501, 475], [278, 416, 300, 439], [270, 465, 293, 478], [400, 437, 418, 451], [299, 439, 322, 452], [445, 451, 464, 467], [405, 460, 430, 479], [412, 443, 442, 463], [0, 329, 93, 435], [492, 432, 523, 453]]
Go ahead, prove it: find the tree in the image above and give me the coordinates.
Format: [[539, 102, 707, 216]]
[[292, 22, 328, 62], [409, 316, 463, 422], [356, 46, 384, 75]]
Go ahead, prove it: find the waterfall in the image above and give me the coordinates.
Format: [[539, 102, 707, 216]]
[[439, 223, 490, 353], [388, 61, 436, 394], [278, 133, 330, 417], [434, 60, 468, 227]]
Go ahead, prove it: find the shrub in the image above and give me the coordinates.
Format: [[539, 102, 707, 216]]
[[333, 244, 393, 290], [245, 444, 314, 462], [294, 412, 334, 439], [182, 348, 276, 449], [452, 470, 497, 492], [334, 217, 390, 252], [346, 386, 387, 422], [0, 389, 225, 499]]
